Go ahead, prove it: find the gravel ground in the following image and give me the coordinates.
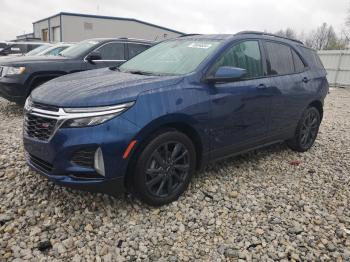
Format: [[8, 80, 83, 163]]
[[0, 88, 349, 262]]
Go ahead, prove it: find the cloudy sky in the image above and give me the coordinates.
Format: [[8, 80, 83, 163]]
[[0, 0, 349, 40]]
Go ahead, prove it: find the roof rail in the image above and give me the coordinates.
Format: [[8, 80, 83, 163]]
[[117, 37, 153, 42], [236, 31, 304, 45], [178, 34, 202, 38]]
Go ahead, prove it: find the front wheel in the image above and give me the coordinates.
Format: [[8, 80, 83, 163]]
[[287, 106, 321, 152], [131, 130, 196, 206]]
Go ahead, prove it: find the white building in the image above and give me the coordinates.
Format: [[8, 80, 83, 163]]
[[30, 12, 184, 43]]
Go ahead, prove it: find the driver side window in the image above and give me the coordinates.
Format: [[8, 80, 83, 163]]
[[211, 41, 263, 79]]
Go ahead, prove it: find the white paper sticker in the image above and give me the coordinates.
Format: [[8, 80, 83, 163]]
[[188, 43, 212, 49]]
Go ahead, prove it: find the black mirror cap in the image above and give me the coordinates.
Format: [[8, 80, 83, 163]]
[[86, 51, 102, 63], [206, 66, 247, 83]]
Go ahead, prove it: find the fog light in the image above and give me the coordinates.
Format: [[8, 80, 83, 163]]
[[94, 147, 105, 176]]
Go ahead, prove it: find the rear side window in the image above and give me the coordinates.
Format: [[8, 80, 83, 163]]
[[291, 49, 306, 72], [211, 40, 264, 79], [299, 47, 325, 70], [96, 42, 125, 60], [128, 43, 150, 59], [265, 42, 294, 75]]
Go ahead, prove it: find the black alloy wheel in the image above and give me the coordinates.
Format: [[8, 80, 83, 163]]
[[287, 106, 321, 152], [145, 142, 190, 198], [131, 130, 196, 206]]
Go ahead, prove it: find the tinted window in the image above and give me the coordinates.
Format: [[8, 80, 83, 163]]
[[265, 42, 294, 75], [96, 42, 125, 60], [292, 49, 305, 72], [299, 47, 325, 70], [128, 43, 150, 59], [211, 41, 263, 78]]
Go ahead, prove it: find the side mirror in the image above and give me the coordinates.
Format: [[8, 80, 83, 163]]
[[86, 51, 102, 64], [207, 66, 247, 83]]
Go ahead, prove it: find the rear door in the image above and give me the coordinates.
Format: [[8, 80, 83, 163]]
[[263, 41, 310, 137], [208, 40, 274, 159]]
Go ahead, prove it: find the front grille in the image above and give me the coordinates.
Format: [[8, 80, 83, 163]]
[[31, 102, 59, 112], [24, 114, 57, 141], [28, 154, 53, 173], [71, 148, 96, 169]]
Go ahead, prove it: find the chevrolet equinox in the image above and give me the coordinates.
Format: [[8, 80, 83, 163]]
[[23, 32, 329, 206]]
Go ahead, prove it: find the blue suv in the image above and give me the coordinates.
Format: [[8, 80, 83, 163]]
[[23, 32, 328, 206]]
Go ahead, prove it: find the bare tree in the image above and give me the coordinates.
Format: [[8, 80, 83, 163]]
[[275, 28, 297, 39], [304, 23, 346, 50]]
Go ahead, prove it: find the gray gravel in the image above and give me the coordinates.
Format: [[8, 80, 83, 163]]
[[0, 88, 350, 261]]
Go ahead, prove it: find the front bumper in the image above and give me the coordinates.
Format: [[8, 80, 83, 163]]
[[23, 115, 141, 195], [0, 76, 27, 104]]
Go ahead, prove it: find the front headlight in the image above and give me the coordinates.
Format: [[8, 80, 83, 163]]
[[2, 66, 26, 76], [61, 101, 135, 128]]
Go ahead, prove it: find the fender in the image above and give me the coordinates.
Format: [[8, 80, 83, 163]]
[[124, 113, 210, 170]]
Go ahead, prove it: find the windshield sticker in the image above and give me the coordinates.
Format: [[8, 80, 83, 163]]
[[188, 43, 212, 49]]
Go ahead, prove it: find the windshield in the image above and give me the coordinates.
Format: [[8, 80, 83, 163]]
[[26, 45, 51, 56], [41, 45, 71, 56], [60, 40, 100, 58], [119, 39, 221, 75]]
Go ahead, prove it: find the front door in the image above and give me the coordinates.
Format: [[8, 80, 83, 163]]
[[207, 40, 273, 159], [84, 42, 126, 70]]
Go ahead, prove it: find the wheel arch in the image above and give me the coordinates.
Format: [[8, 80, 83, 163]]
[[26, 71, 67, 96], [124, 115, 206, 189], [309, 100, 323, 120]]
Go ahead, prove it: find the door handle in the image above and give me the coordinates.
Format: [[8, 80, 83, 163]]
[[256, 84, 268, 89], [302, 77, 309, 83]]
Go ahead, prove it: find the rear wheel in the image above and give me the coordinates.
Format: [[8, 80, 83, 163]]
[[131, 130, 196, 206], [287, 106, 321, 152]]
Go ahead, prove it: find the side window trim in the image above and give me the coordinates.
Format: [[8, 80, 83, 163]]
[[84, 41, 127, 62], [263, 40, 308, 77], [206, 39, 265, 81]]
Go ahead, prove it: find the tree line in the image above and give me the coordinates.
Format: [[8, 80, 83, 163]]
[[273, 9, 350, 50]]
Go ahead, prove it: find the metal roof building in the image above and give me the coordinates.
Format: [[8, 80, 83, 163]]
[[31, 12, 184, 42]]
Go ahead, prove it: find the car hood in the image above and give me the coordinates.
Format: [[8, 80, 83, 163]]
[[0, 55, 68, 65], [31, 68, 183, 107]]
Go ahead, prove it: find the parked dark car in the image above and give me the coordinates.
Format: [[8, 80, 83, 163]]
[[0, 38, 153, 104], [0, 42, 48, 57], [23, 32, 328, 206], [0, 41, 10, 52]]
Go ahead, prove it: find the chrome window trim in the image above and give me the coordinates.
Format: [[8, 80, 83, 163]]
[[83, 41, 151, 62], [90, 59, 127, 62]]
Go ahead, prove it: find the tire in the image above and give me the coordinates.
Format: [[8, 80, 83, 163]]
[[131, 130, 196, 206], [287, 106, 321, 152]]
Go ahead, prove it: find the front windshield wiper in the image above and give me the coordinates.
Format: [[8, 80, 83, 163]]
[[109, 66, 120, 71], [126, 70, 155, 76]]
